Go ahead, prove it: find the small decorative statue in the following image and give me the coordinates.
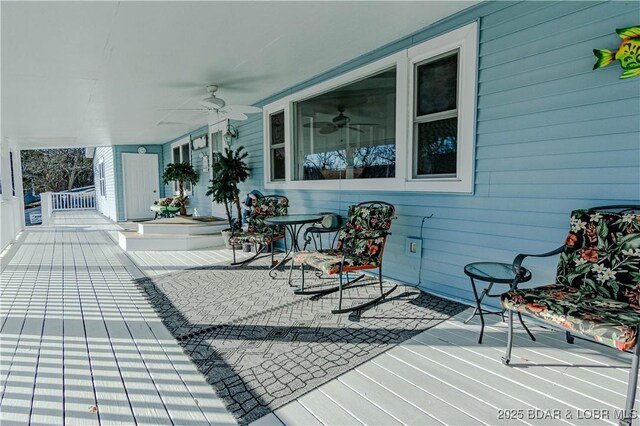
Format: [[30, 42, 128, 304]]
[[593, 26, 640, 79]]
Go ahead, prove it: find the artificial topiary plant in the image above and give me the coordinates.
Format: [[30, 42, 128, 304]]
[[206, 146, 250, 231], [162, 162, 199, 215]]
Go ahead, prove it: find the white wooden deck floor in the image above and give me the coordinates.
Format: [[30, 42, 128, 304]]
[[2, 211, 636, 426], [0, 211, 237, 425], [254, 303, 637, 425]]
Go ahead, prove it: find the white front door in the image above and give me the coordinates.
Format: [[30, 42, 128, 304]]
[[123, 153, 159, 220]]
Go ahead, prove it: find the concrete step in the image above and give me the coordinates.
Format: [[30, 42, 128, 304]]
[[118, 230, 225, 251]]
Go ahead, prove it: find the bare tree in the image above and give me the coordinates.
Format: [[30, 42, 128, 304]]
[[21, 148, 94, 194]]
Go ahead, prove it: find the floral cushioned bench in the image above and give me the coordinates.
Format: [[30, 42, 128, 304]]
[[500, 206, 640, 425]]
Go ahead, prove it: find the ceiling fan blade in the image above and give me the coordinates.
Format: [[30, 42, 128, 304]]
[[319, 126, 338, 135], [223, 105, 262, 114], [200, 99, 224, 109], [219, 111, 248, 121], [158, 108, 206, 111], [347, 127, 364, 133], [157, 120, 188, 126], [303, 121, 333, 129]]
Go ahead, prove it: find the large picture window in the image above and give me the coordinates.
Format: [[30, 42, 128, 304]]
[[263, 21, 477, 193], [294, 68, 396, 181]]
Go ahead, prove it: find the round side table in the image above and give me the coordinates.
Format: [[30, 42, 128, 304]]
[[463, 262, 535, 344]]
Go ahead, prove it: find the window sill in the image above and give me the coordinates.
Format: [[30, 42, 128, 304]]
[[265, 177, 473, 194]]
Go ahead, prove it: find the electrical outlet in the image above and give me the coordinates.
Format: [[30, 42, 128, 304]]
[[405, 237, 422, 258]]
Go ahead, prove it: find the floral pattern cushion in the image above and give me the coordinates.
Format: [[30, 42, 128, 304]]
[[296, 203, 395, 275], [502, 284, 640, 351], [556, 209, 640, 303], [237, 196, 289, 242], [502, 209, 640, 351], [229, 231, 284, 245], [294, 249, 379, 275]]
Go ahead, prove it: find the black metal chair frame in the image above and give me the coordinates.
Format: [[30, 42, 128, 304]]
[[297, 201, 398, 314], [303, 212, 344, 251], [230, 195, 288, 267], [501, 205, 640, 426]]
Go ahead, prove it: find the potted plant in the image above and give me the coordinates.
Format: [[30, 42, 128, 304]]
[[162, 162, 199, 216], [206, 146, 250, 247]]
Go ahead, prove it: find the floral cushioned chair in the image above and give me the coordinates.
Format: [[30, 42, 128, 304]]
[[501, 205, 640, 426], [229, 195, 288, 266], [293, 201, 397, 314]]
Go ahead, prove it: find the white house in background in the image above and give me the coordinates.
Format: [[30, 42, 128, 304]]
[[89, 147, 116, 221]]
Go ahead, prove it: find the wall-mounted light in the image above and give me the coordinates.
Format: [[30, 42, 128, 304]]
[[223, 124, 238, 144]]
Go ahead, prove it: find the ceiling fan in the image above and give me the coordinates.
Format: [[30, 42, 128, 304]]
[[303, 105, 376, 134], [158, 84, 262, 125]]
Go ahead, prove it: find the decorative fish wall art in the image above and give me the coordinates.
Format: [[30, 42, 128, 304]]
[[593, 26, 640, 79]]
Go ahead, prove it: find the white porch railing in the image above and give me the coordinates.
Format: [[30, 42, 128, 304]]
[[40, 190, 97, 225], [51, 191, 96, 211]]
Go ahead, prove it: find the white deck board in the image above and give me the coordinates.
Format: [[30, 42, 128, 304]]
[[319, 380, 403, 425], [479, 323, 630, 396], [296, 389, 364, 425], [271, 400, 322, 425], [339, 369, 444, 425], [356, 361, 479, 425], [269, 309, 633, 426], [400, 335, 573, 425], [373, 352, 504, 425], [251, 412, 284, 425], [3, 211, 638, 426], [427, 321, 630, 414], [0, 211, 237, 426]]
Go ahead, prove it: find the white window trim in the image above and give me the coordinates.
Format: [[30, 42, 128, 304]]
[[406, 21, 478, 193], [98, 158, 106, 199], [263, 21, 478, 193], [170, 136, 192, 195], [263, 103, 291, 188]]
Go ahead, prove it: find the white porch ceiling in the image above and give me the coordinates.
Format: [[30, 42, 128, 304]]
[[1, 1, 477, 149]]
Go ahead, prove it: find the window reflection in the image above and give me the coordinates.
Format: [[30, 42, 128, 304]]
[[294, 68, 396, 180]]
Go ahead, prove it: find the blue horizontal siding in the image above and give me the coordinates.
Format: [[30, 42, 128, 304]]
[[153, 1, 640, 308]]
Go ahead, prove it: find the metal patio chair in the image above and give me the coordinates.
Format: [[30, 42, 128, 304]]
[[294, 201, 397, 313], [229, 195, 289, 266], [302, 212, 343, 251]]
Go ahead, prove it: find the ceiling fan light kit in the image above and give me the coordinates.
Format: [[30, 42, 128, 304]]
[[303, 104, 375, 134], [159, 83, 262, 126], [200, 85, 226, 109]]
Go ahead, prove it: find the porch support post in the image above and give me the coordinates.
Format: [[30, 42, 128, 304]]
[[40, 192, 53, 225]]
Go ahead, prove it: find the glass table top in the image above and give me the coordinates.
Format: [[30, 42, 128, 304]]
[[264, 214, 323, 225], [464, 262, 531, 283]]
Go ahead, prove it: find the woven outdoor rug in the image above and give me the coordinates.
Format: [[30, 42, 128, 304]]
[[135, 257, 465, 424]]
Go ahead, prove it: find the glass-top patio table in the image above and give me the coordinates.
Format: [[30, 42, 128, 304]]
[[463, 261, 535, 344], [264, 214, 323, 282]]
